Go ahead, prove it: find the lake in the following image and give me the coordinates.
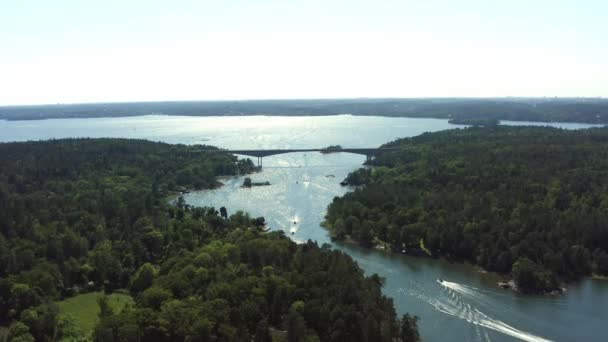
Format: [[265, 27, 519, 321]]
[[2, 115, 606, 341]]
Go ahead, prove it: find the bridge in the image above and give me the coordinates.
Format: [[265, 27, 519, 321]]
[[199, 148, 402, 167]]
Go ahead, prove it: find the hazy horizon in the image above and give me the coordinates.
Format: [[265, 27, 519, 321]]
[[1, 0, 607, 105], [1, 96, 608, 108]]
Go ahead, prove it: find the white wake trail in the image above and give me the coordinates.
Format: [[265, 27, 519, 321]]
[[440, 280, 487, 299], [428, 280, 553, 342]]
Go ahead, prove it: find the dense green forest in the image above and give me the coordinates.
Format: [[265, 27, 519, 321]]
[[0, 139, 417, 341], [447, 118, 500, 126], [1, 98, 608, 124], [325, 126, 608, 293]]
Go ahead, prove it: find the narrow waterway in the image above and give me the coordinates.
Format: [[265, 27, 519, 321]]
[[182, 151, 607, 342], [2, 115, 606, 341]]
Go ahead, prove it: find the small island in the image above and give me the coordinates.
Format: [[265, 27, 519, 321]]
[[320, 144, 343, 154], [242, 177, 271, 187]]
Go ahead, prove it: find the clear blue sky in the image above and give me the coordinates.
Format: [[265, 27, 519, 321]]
[[1, 0, 606, 105]]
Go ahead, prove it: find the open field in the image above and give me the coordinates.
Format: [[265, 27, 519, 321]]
[[56, 292, 134, 334]]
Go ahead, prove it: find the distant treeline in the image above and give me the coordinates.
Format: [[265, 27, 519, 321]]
[[1, 98, 608, 124], [325, 126, 608, 293]]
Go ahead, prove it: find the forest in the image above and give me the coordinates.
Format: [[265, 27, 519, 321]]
[[1, 98, 608, 124], [0, 139, 418, 341], [325, 126, 608, 293]]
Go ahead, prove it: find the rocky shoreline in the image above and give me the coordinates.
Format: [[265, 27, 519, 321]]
[[325, 223, 569, 296]]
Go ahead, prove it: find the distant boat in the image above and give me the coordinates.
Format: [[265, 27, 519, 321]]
[[293, 220, 297, 224]]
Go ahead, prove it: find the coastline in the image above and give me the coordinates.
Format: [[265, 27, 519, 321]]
[[323, 222, 568, 296], [3, 100, 608, 125], [165, 169, 261, 203], [592, 274, 608, 280], [164, 180, 225, 202]]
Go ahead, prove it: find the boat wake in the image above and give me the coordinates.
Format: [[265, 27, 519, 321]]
[[439, 279, 486, 298], [399, 280, 553, 342]]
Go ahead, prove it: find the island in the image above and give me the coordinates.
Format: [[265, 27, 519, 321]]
[[324, 126, 608, 294], [242, 177, 271, 187], [320, 145, 343, 154]]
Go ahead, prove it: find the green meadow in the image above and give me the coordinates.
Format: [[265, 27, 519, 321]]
[[56, 292, 134, 334]]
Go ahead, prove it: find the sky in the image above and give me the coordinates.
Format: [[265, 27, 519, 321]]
[[0, 0, 606, 105]]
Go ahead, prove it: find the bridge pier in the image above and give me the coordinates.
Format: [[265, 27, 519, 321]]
[[256, 156, 263, 169]]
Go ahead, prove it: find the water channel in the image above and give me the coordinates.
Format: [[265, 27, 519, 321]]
[[2, 115, 606, 341]]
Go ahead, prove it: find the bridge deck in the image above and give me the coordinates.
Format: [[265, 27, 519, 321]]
[[199, 147, 402, 158]]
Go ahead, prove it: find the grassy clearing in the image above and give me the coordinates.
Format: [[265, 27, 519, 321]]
[[56, 291, 134, 334]]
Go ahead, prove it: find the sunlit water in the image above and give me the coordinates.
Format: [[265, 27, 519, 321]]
[[2, 115, 607, 341]]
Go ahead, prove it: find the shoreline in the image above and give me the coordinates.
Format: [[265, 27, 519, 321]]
[[591, 274, 608, 280], [164, 180, 225, 202], [324, 223, 570, 296], [165, 171, 259, 202]]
